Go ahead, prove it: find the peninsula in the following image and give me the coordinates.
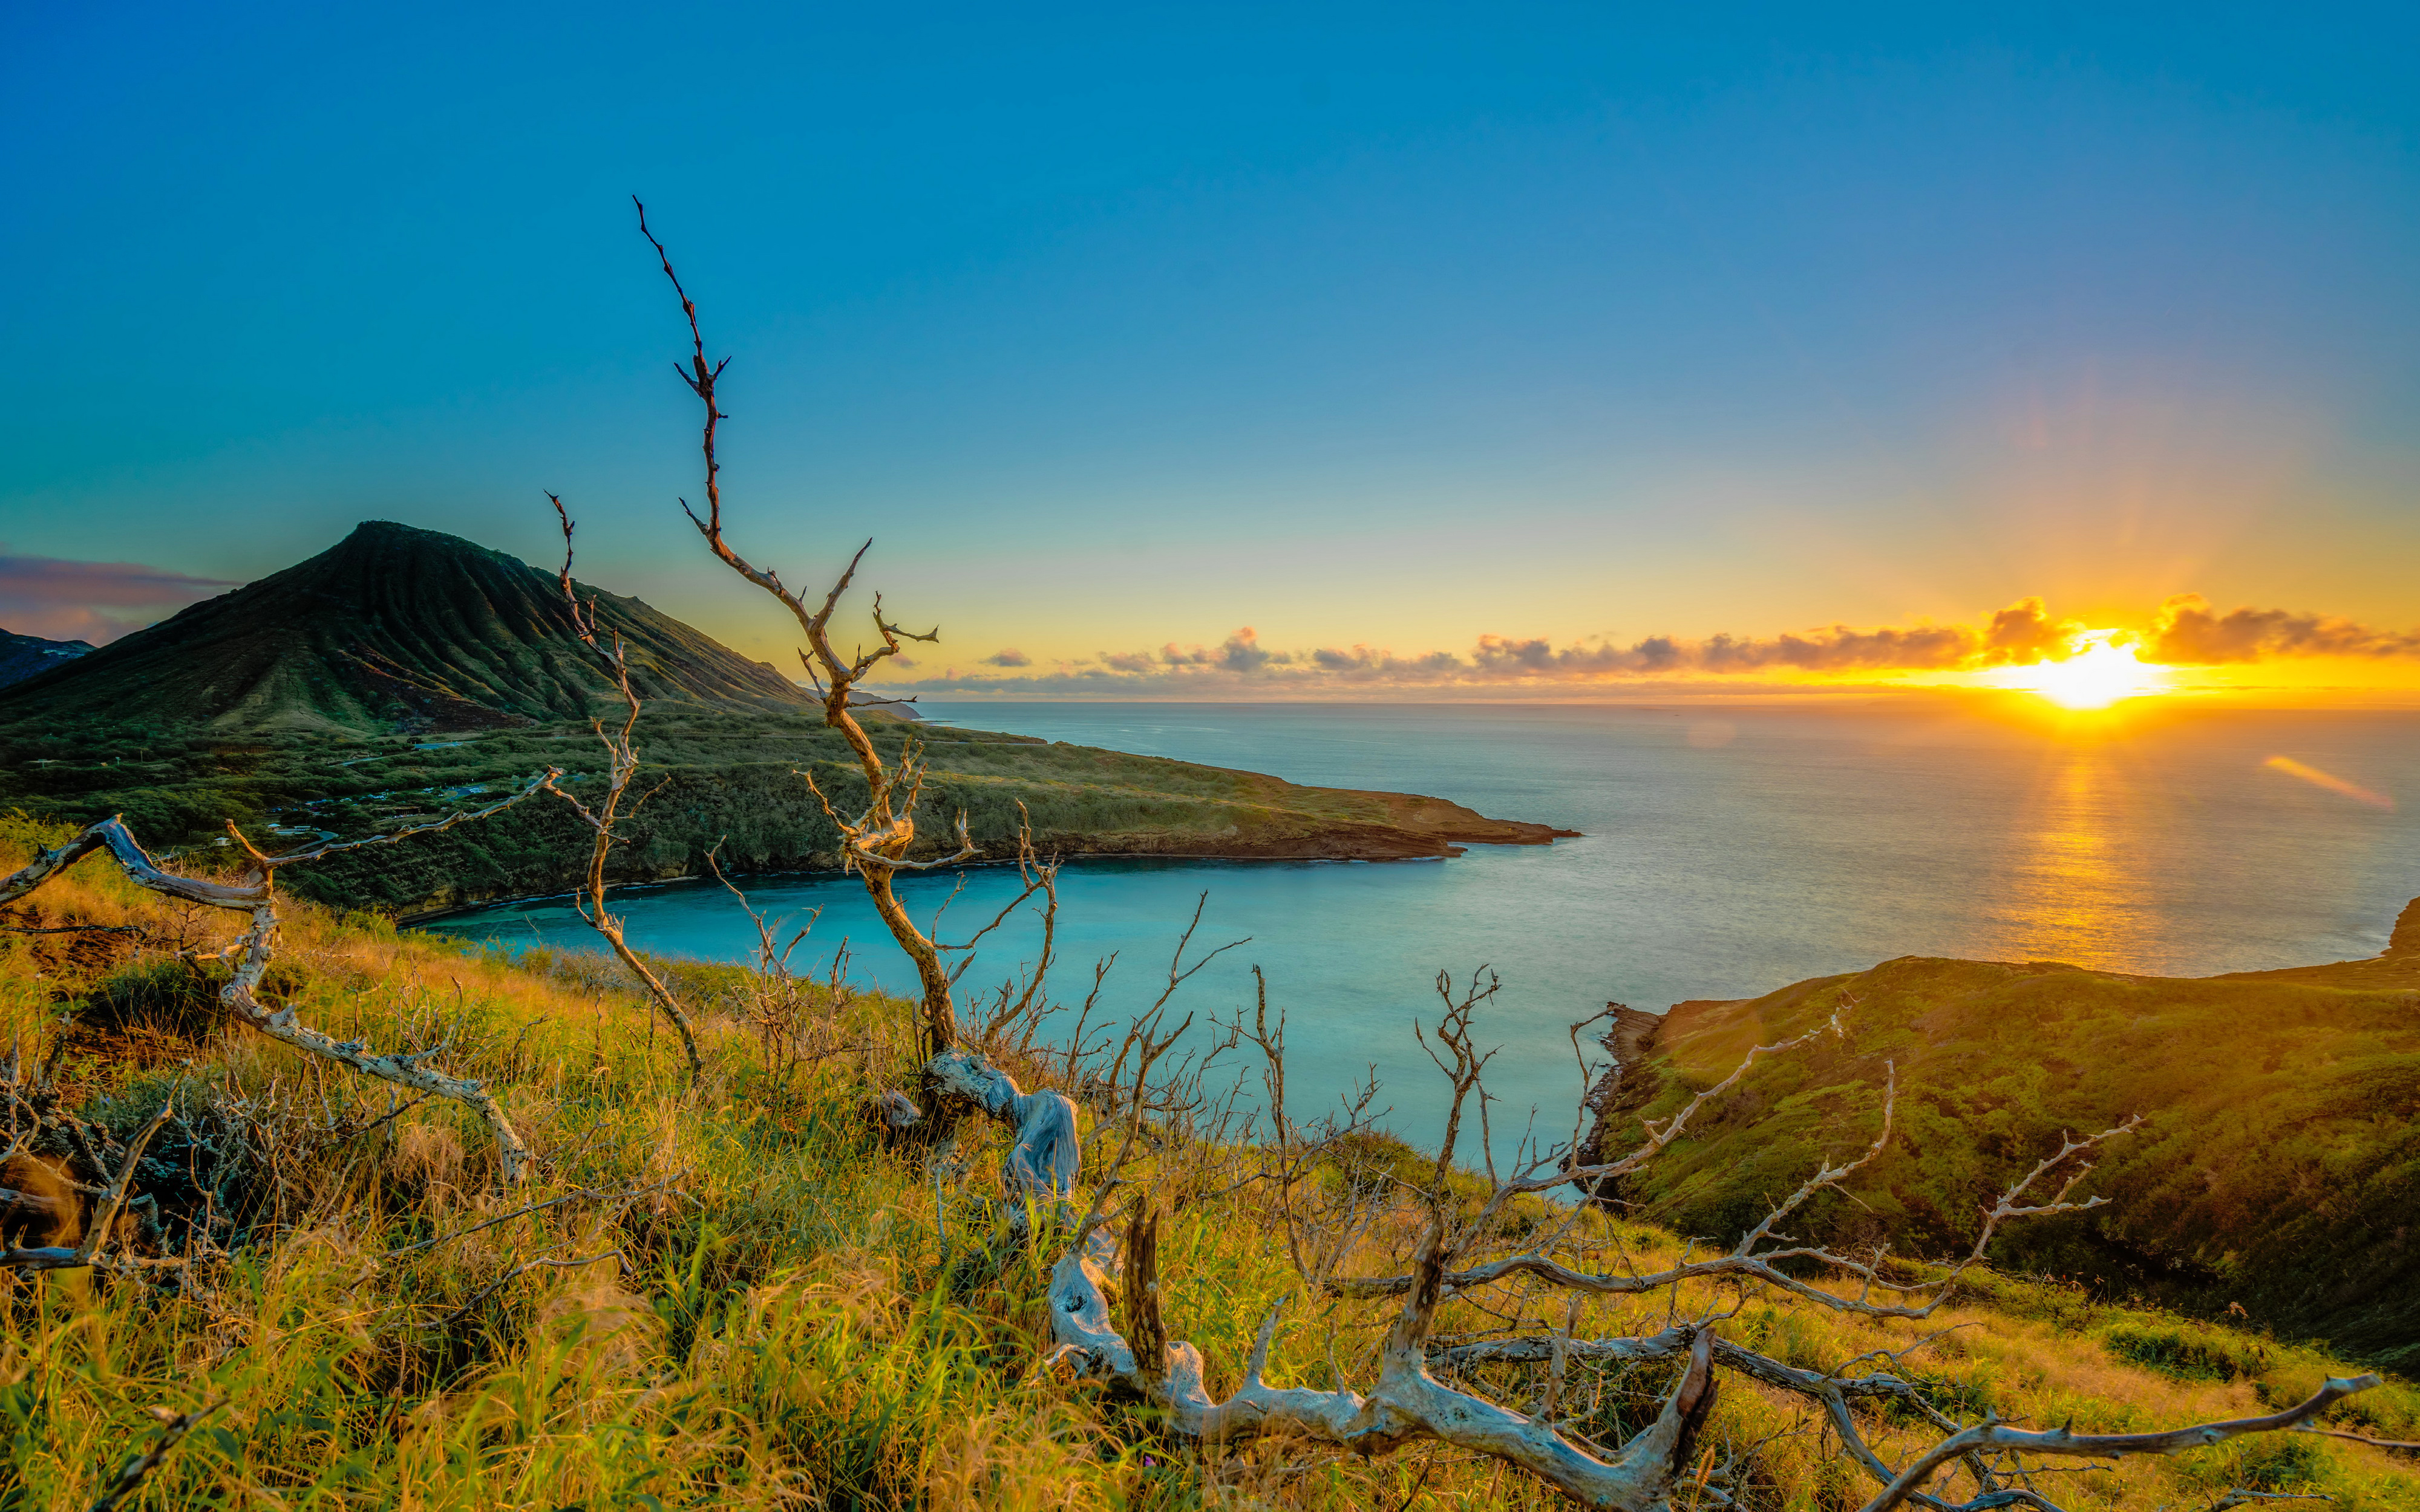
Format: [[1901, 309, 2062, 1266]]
[[0, 522, 1575, 917]]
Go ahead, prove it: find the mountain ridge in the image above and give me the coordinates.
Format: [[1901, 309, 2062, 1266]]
[[0, 521, 811, 733], [0, 628, 94, 690]]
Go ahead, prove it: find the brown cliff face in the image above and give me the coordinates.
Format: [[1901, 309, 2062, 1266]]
[[1570, 1002, 1687, 1195], [2390, 896, 2420, 957]]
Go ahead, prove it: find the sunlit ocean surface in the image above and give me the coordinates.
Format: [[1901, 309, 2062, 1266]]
[[420, 702, 2420, 1147]]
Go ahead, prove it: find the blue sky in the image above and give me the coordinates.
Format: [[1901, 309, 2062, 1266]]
[[4, 2, 2416, 692]]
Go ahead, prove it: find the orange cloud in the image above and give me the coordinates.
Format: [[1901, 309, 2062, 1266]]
[[888, 594, 2420, 698], [2147, 595, 2420, 665]]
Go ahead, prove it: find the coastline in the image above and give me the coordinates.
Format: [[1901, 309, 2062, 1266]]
[[396, 821, 1584, 926]]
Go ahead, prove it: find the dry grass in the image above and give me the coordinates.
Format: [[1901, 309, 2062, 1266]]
[[0, 812, 2412, 1510]]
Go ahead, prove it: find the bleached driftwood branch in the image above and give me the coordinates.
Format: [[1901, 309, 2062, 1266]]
[[1845, 1375, 2381, 1512], [1042, 1202, 1725, 1507], [923, 1049, 1081, 1197], [1333, 1064, 2139, 1325], [929, 982, 2371, 1510], [946, 1058, 1727, 1507], [0, 784, 552, 1185]]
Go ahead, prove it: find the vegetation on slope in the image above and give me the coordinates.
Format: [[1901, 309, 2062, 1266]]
[[0, 521, 1572, 916], [0, 712, 1569, 917], [0, 521, 810, 732], [1, 815, 2412, 1509], [1592, 943, 2420, 1370]]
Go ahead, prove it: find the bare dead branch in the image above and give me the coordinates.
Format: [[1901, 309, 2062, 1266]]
[[539, 495, 706, 1083], [87, 1395, 231, 1512], [0, 815, 538, 1184], [382, 1178, 671, 1261], [74, 1100, 174, 1268], [636, 200, 972, 1060], [1855, 1375, 2379, 1512], [430, 1245, 627, 1330], [2298, 1426, 2419, 1453]]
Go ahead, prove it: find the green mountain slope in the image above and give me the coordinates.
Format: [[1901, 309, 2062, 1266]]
[[0, 521, 1575, 911], [1586, 927, 2420, 1367], [0, 521, 809, 732]]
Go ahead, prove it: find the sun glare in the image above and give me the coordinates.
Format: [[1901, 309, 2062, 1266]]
[[2006, 632, 2170, 709]]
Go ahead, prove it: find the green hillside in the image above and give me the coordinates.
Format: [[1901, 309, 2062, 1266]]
[[2, 816, 2412, 1510], [0, 523, 1572, 914], [1588, 918, 2420, 1368], [0, 520, 810, 732], [0, 712, 1571, 916]]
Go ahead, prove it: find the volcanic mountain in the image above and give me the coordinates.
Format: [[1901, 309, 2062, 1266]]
[[0, 521, 813, 732]]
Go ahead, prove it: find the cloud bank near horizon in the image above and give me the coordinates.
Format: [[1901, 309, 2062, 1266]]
[[2144, 595, 2420, 664], [894, 596, 2420, 697], [0, 549, 239, 644]]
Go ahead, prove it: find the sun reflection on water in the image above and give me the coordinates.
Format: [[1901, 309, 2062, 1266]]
[[1992, 745, 2161, 968]]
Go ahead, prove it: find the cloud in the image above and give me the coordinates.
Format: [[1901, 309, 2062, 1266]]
[[1217, 627, 1274, 672], [2145, 595, 2420, 664], [1981, 598, 2082, 665], [881, 593, 2420, 699], [982, 647, 1032, 667], [0, 547, 238, 643], [891, 598, 2098, 696]]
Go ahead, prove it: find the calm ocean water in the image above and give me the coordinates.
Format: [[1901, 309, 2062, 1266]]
[[421, 702, 2419, 1147]]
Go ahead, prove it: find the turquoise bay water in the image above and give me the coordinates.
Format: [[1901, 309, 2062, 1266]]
[[421, 702, 2419, 1148]]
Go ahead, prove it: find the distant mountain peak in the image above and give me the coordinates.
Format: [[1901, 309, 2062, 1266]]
[[0, 628, 96, 691], [0, 521, 811, 732]]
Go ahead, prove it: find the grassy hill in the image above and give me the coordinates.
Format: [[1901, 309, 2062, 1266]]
[[1, 815, 2412, 1509], [0, 712, 1572, 917], [1589, 918, 2420, 1371], [0, 521, 809, 732], [0, 523, 1572, 913]]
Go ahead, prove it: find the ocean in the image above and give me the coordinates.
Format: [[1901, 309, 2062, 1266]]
[[418, 701, 2420, 1149]]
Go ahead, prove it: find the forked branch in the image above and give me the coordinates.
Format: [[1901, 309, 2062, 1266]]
[[637, 197, 971, 1060], [540, 495, 705, 1081], [0, 806, 544, 1184]]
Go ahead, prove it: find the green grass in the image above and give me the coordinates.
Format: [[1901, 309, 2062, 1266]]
[[1598, 950, 2420, 1368], [1, 813, 2413, 1510], [0, 710, 1546, 920]]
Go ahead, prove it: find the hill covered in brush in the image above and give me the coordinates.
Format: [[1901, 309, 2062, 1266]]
[[0, 814, 2412, 1509], [1584, 902, 2420, 1370], [0, 520, 809, 732], [0, 522, 1573, 913]]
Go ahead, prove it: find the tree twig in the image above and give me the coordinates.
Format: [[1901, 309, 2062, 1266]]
[[87, 1395, 231, 1512]]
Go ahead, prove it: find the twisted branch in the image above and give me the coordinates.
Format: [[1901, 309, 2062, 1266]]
[[637, 197, 970, 1059], [0, 804, 543, 1184], [539, 495, 704, 1081]]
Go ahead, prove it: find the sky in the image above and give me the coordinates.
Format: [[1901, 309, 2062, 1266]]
[[4, 2, 2418, 700]]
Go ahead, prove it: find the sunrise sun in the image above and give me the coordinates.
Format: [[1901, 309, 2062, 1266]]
[[2003, 632, 2172, 709]]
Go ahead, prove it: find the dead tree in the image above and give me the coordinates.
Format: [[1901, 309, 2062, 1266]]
[[538, 495, 706, 1082], [638, 199, 973, 1063], [950, 980, 2379, 1510], [0, 792, 554, 1188], [625, 213, 2379, 1506]]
